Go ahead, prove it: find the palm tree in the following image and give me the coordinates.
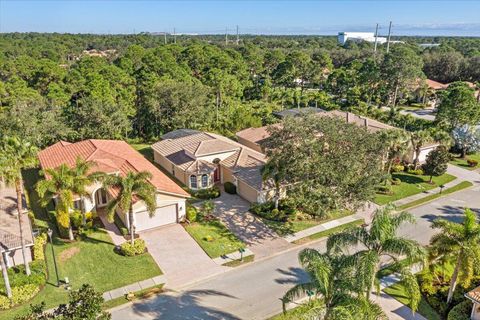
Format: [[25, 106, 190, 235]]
[[380, 129, 411, 173], [70, 157, 101, 226], [282, 248, 386, 319], [410, 130, 432, 169], [103, 171, 156, 245], [430, 208, 480, 304], [0, 136, 38, 276], [0, 249, 12, 298], [327, 205, 426, 307], [36, 164, 76, 240]]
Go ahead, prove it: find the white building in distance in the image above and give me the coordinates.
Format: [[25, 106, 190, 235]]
[[338, 32, 387, 45]]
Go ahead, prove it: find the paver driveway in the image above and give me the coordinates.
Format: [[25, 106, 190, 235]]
[[211, 190, 292, 259], [140, 224, 228, 289]]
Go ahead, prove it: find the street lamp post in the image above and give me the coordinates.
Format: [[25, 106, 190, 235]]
[[47, 228, 60, 287]]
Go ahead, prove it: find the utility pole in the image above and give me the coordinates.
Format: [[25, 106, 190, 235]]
[[225, 27, 228, 45], [386, 21, 392, 54], [236, 25, 239, 45], [173, 27, 176, 44], [164, 31, 167, 45], [373, 23, 379, 54]]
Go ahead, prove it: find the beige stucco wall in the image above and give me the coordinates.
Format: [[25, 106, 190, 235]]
[[236, 137, 263, 153], [237, 179, 260, 203]]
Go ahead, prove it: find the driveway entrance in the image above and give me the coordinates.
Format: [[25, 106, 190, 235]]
[[141, 224, 227, 289]]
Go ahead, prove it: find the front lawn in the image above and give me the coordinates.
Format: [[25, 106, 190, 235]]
[[450, 153, 480, 170], [0, 229, 162, 320], [261, 210, 353, 237], [292, 219, 364, 244], [184, 220, 246, 258], [383, 282, 441, 320], [374, 172, 456, 205]]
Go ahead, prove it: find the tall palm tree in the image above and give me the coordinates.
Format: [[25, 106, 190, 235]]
[[0, 136, 38, 276], [70, 157, 101, 226], [36, 164, 76, 240], [327, 205, 426, 307], [103, 171, 156, 245], [430, 208, 480, 304], [380, 129, 411, 173], [0, 249, 12, 298], [410, 130, 432, 169], [282, 248, 386, 320]]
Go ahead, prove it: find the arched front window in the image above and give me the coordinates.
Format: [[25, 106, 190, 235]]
[[201, 174, 208, 188], [190, 175, 197, 189]]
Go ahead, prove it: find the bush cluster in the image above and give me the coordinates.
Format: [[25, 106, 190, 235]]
[[407, 168, 424, 176], [376, 185, 393, 195], [71, 210, 95, 229], [391, 164, 405, 173], [186, 206, 197, 222], [0, 284, 39, 310], [391, 178, 401, 185], [120, 239, 146, 256], [190, 186, 221, 199], [250, 200, 297, 222], [224, 182, 237, 194], [33, 233, 47, 261], [467, 158, 478, 167], [447, 300, 472, 320]]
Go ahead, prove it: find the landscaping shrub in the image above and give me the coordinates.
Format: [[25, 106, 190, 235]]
[[33, 232, 48, 261], [448, 300, 472, 320], [8, 260, 46, 288], [391, 164, 405, 173], [467, 158, 478, 167], [376, 185, 393, 195], [0, 284, 40, 310], [120, 239, 146, 256], [186, 206, 197, 222], [191, 186, 221, 199], [407, 168, 424, 175], [55, 211, 71, 239], [250, 200, 297, 222], [224, 182, 237, 194], [391, 178, 401, 185]]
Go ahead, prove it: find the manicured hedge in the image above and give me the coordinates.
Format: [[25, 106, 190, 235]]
[[190, 186, 221, 199], [120, 239, 146, 256], [447, 300, 472, 320]]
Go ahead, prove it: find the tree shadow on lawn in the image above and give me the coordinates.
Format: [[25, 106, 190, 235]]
[[394, 174, 425, 184], [127, 289, 241, 320]]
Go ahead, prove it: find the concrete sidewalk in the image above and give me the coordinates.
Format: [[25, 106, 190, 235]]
[[102, 275, 166, 301]]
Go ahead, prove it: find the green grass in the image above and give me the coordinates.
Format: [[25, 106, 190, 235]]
[[2, 168, 162, 320], [383, 282, 441, 320], [184, 220, 246, 258], [374, 172, 456, 205], [222, 254, 255, 267], [450, 153, 480, 170], [292, 219, 364, 244], [102, 284, 164, 310], [398, 181, 473, 210], [261, 210, 353, 237]]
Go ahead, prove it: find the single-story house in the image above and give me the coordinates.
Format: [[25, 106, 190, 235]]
[[466, 286, 480, 320], [237, 108, 438, 164], [38, 140, 189, 232], [0, 184, 34, 268], [152, 129, 274, 204]]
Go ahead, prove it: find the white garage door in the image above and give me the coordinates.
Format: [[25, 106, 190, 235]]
[[135, 204, 178, 232], [418, 148, 434, 163]]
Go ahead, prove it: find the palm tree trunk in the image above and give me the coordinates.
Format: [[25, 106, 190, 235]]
[[447, 256, 461, 304], [129, 205, 135, 246], [0, 251, 12, 298], [80, 195, 86, 226], [414, 146, 421, 169], [15, 178, 31, 276]]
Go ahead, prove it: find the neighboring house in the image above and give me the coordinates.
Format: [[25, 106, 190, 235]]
[[38, 140, 189, 232], [0, 184, 34, 268], [413, 79, 448, 108], [238, 108, 437, 164], [466, 286, 480, 320], [152, 129, 274, 204]]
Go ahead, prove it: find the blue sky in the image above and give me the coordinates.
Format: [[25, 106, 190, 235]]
[[1, 0, 479, 36]]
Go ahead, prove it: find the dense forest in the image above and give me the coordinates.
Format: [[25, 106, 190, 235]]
[[0, 33, 479, 147]]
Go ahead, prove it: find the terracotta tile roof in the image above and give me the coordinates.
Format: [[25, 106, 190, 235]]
[[426, 79, 448, 90], [238, 110, 394, 149], [0, 185, 33, 251], [466, 286, 480, 304], [38, 139, 188, 197]]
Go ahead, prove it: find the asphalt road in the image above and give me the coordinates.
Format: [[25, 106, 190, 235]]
[[111, 180, 480, 320]]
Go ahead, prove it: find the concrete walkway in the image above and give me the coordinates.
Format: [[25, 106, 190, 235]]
[[98, 213, 125, 246], [212, 248, 255, 265], [102, 275, 167, 301]]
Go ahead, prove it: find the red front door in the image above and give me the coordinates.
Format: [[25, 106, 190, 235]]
[[214, 167, 220, 182]]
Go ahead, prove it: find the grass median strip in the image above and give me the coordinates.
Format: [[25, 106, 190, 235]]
[[397, 181, 473, 210], [222, 254, 255, 267], [102, 284, 164, 310], [292, 219, 364, 244]]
